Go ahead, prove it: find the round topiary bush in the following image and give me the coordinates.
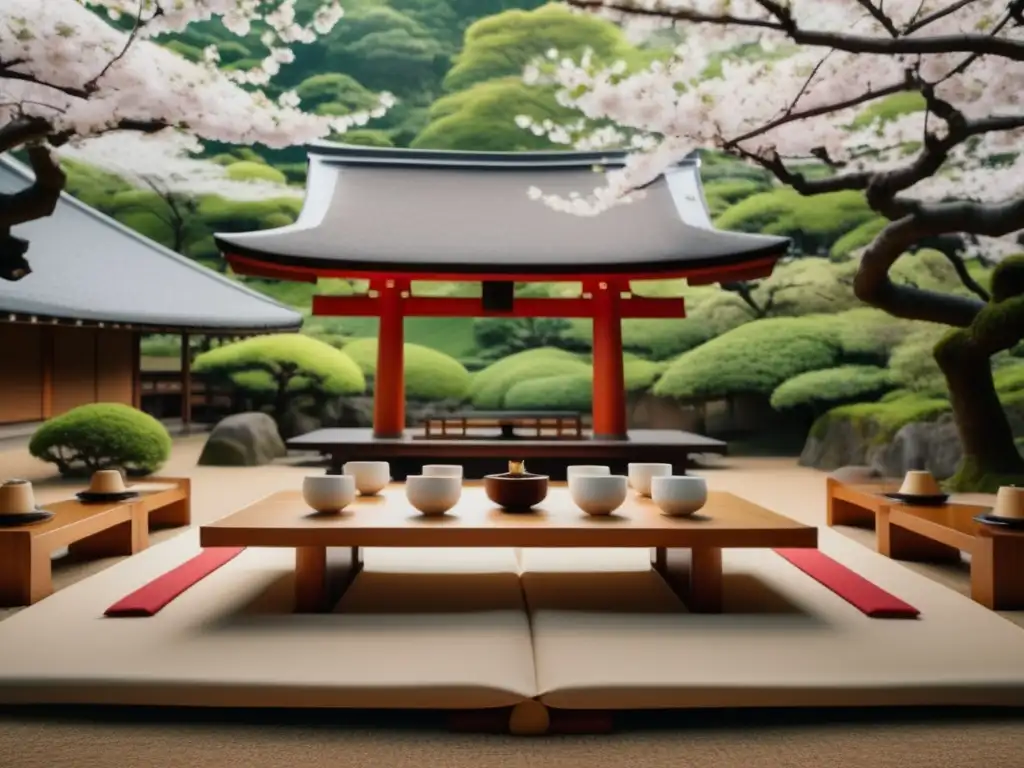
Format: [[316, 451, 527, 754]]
[[770, 365, 896, 413], [468, 348, 589, 409], [505, 373, 593, 411], [29, 403, 172, 477], [343, 338, 471, 401], [653, 317, 844, 402]]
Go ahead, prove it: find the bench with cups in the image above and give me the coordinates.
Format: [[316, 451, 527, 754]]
[[0, 471, 191, 606], [826, 469, 1024, 610]]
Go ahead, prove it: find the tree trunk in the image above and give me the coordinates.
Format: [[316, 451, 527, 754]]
[[936, 331, 1024, 490]]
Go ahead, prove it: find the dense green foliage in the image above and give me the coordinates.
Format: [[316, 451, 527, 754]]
[[342, 338, 471, 400], [770, 365, 896, 412], [193, 334, 366, 399], [468, 347, 589, 409], [29, 404, 172, 476]]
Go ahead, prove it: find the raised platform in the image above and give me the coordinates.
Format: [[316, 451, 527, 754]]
[[0, 528, 1023, 721], [287, 428, 727, 478]]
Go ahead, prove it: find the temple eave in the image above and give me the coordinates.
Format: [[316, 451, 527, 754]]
[[222, 247, 785, 285]]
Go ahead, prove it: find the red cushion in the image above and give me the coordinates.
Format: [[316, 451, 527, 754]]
[[105, 547, 245, 617], [774, 548, 920, 619]]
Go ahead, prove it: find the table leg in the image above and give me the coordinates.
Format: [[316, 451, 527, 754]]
[[68, 519, 138, 559], [827, 496, 875, 528], [0, 538, 52, 606], [972, 534, 1024, 610], [878, 516, 961, 563], [294, 546, 364, 613], [651, 546, 723, 613], [148, 497, 191, 529]]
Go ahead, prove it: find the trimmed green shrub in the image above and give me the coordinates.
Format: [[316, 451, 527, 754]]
[[225, 161, 288, 185], [505, 373, 592, 411], [829, 217, 887, 259], [29, 404, 172, 477], [770, 365, 896, 412], [468, 348, 589, 409], [887, 326, 949, 395], [342, 338, 471, 401], [193, 334, 365, 414], [654, 317, 844, 402]]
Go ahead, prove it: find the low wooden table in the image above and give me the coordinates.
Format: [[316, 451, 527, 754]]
[[201, 483, 816, 614], [825, 477, 1023, 609], [0, 477, 191, 606]]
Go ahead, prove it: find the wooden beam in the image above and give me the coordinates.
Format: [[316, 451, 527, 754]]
[[312, 294, 686, 319]]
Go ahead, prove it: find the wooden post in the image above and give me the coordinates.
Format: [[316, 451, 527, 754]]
[[590, 279, 627, 440], [373, 279, 405, 438], [180, 332, 192, 434], [41, 325, 54, 419], [131, 331, 142, 410]]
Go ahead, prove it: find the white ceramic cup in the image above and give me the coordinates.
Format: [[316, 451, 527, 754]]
[[406, 475, 462, 516], [651, 475, 708, 518], [0, 479, 36, 515], [566, 465, 611, 487], [569, 474, 628, 516], [343, 461, 391, 496], [422, 464, 463, 478], [627, 463, 673, 497], [89, 469, 128, 494], [302, 474, 356, 513]]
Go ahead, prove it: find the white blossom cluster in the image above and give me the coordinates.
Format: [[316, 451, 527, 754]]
[[518, 0, 1024, 231]]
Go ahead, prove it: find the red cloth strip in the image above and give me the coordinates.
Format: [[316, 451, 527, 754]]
[[774, 548, 920, 619], [105, 547, 246, 617]]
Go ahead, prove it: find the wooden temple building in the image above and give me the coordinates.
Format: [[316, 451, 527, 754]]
[[216, 144, 791, 473], [0, 156, 302, 431]]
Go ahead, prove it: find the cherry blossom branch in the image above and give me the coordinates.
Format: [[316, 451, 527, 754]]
[[855, 0, 900, 36], [85, 0, 150, 92], [905, 0, 977, 34], [567, 0, 1024, 61], [0, 61, 93, 100]]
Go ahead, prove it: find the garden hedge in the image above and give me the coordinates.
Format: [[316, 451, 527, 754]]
[[502, 357, 666, 412], [342, 338, 471, 401], [29, 403, 172, 477]]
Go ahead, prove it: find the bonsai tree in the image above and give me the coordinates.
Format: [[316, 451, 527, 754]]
[[29, 403, 172, 477], [531, 0, 1024, 487], [192, 334, 366, 422]]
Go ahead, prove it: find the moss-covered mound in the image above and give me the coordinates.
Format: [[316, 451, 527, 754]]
[[343, 338, 471, 401], [502, 357, 665, 412], [29, 404, 172, 477], [771, 365, 896, 412]]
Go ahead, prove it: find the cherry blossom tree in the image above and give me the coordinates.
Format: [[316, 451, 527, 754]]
[[0, 0, 390, 280], [518, 0, 1024, 488]]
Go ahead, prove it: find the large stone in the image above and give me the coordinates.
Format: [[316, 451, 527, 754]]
[[870, 415, 963, 479], [198, 412, 287, 467]]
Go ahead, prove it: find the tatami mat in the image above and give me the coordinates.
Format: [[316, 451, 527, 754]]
[[0, 534, 536, 709], [519, 535, 1024, 709]]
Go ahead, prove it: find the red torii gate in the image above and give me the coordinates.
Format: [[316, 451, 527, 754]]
[[218, 144, 788, 440]]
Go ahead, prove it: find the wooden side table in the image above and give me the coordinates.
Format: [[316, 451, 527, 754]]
[[0, 477, 191, 606], [826, 477, 1021, 610]]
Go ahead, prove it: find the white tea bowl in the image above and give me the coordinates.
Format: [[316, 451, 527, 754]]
[[651, 475, 708, 518], [422, 464, 463, 478], [627, 463, 673, 497], [566, 465, 611, 488], [569, 474, 628, 517], [343, 461, 391, 496], [302, 474, 356, 514], [406, 475, 462, 517]]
